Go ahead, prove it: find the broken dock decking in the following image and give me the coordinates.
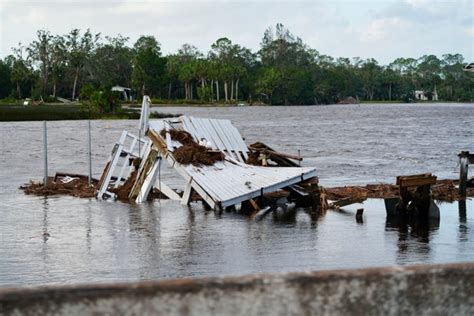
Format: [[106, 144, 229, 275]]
[[20, 97, 474, 212], [93, 94, 317, 211], [146, 116, 317, 210]]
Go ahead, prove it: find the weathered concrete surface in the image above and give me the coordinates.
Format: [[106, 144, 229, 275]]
[[1, 263, 474, 315]]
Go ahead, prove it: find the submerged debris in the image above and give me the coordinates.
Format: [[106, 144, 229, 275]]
[[326, 179, 474, 202], [110, 169, 138, 201], [20, 173, 97, 198]]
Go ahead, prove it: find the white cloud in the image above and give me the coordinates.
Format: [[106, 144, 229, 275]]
[[465, 26, 474, 37], [0, 0, 472, 63], [358, 17, 410, 42]]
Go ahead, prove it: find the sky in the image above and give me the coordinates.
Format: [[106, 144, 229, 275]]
[[0, 0, 472, 64]]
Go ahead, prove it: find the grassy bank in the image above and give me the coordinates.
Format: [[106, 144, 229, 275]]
[[0, 104, 177, 121]]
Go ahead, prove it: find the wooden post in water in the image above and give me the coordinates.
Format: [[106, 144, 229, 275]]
[[356, 208, 364, 223], [396, 173, 437, 217], [458, 151, 470, 198], [43, 121, 48, 186]]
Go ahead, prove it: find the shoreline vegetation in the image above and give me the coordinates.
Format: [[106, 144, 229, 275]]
[[0, 103, 178, 121], [0, 24, 472, 115], [1, 100, 472, 122]]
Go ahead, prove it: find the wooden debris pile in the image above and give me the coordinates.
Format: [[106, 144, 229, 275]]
[[325, 179, 473, 202], [109, 169, 138, 201], [246, 142, 301, 167], [160, 128, 224, 166], [20, 173, 97, 198]]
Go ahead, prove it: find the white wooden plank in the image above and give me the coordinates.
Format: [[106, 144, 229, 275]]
[[156, 142, 218, 209], [219, 119, 247, 162], [212, 119, 243, 162], [135, 156, 161, 203], [97, 130, 127, 199], [181, 178, 193, 205], [199, 118, 226, 151], [135, 141, 152, 179], [190, 117, 217, 150], [164, 123, 173, 152], [187, 164, 242, 200], [192, 117, 223, 151], [208, 119, 234, 158], [114, 136, 137, 188], [203, 118, 229, 152], [221, 121, 248, 161], [155, 181, 181, 200], [181, 116, 200, 142]]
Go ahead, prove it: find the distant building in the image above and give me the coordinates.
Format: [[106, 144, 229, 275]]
[[111, 86, 133, 101], [414, 90, 428, 101], [414, 88, 438, 101]]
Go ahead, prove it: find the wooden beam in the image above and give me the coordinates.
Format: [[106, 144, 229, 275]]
[[156, 181, 181, 201], [459, 151, 474, 164], [181, 178, 193, 205], [397, 173, 437, 188], [249, 198, 260, 211], [328, 196, 367, 209]]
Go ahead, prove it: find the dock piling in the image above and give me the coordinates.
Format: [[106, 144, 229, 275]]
[[458, 151, 471, 198]]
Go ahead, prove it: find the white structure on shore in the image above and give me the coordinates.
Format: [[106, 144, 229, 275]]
[[415, 88, 438, 101], [111, 86, 133, 101]]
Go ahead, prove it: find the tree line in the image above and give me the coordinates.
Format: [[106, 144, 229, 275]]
[[0, 24, 472, 105]]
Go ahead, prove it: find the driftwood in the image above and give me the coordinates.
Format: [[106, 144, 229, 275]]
[[247, 142, 300, 167], [328, 195, 367, 209]]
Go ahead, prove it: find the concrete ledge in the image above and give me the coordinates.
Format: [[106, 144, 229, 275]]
[[1, 263, 474, 315]]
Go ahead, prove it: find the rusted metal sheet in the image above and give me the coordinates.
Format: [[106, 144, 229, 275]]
[[1, 263, 474, 315]]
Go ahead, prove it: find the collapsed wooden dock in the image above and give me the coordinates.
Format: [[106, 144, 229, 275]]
[[146, 117, 317, 209], [96, 100, 318, 211]]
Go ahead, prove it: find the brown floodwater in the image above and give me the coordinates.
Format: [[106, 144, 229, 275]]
[[0, 103, 473, 288]]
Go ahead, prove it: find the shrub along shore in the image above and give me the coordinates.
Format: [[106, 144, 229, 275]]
[[0, 103, 177, 121]]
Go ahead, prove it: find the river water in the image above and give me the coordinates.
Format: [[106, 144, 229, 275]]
[[1, 103, 473, 288]]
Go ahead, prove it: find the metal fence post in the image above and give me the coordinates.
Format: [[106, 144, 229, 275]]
[[43, 121, 48, 186], [88, 120, 92, 186]]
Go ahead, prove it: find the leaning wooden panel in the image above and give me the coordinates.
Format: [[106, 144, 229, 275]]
[[146, 117, 317, 210]]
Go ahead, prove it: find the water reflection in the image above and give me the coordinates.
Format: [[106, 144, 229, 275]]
[[42, 197, 49, 243], [459, 200, 467, 222], [386, 215, 439, 263], [1, 104, 474, 287], [458, 200, 468, 243], [86, 203, 92, 254]]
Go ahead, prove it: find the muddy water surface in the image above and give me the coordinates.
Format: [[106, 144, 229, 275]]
[[1, 103, 473, 287]]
